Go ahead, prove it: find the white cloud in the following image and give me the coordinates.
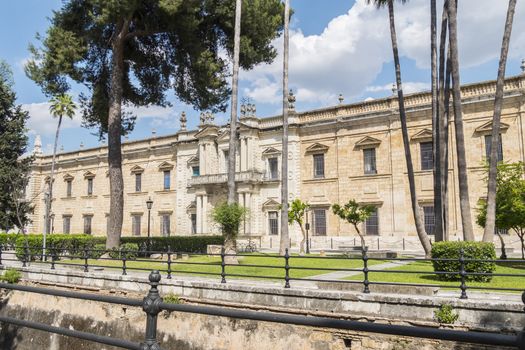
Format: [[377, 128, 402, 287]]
[[239, 0, 525, 110], [23, 102, 82, 137], [366, 82, 429, 94]]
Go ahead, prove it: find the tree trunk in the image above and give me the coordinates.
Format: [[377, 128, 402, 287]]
[[496, 231, 507, 259], [353, 224, 366, 251], [387, 0, 432, 257], [299, 224, 306, 255], [279, 0, 290, 256], [483, 0, 517, 242], [43, 114, 63, 255], [431, 0, 444, 242], [227, 0, 242, 206], [225, 0, 242, 261], [447, 0, 475, 242], [106, 21, 129, 250], [438, 0, 450, 241]]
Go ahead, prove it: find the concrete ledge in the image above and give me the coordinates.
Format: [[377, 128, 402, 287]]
[[12, 265, 525, 333]]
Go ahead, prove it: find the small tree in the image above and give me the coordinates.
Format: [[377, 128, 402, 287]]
[[477, 162, 525, 259], [212, 202, 247, 262], [332, 200, 375, 250], [287, 199, 309, 255]]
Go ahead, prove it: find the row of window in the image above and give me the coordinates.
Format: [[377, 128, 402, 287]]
[[61, 214, 172, 236], [267, 206, 436, 236]]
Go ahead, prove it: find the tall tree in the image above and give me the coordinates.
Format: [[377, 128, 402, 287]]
[[368, 0, 432, 256], [483, 0, 517, 242], [43, 94, 76, 253], [447, 0, 475, 241], [0, 62, 33, 232], [287, 199, 309, 254], [279, 0, 291, 256], [26, 0, 285, 248], [431, 0, 444, 242]]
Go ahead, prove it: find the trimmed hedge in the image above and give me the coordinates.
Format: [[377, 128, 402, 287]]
[[431, 241, 496, 282], [6, 234, 223, 261], [109, 243, 139, 260]]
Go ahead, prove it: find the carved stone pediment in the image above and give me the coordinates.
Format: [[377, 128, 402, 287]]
[[158, 161, 174, 171], [475, 120, 509, 135], [130, 165, 144, 174], [262, 198, 280, 209], [305, 143, 329, 154], [410, 128, 433, 142], [83, 171, 96, 179], [354, 136, 381, 149], [63, 173, 74, 181], [262, 147, 281, 157]]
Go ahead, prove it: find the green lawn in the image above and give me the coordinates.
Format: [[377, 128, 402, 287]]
[[345, 260, 525, 292], [54, 253, 380, 281]]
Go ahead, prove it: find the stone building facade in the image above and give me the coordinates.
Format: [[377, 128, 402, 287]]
[[26, 73, 525, 247]]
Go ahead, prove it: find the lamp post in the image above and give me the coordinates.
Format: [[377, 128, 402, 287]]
[[305, 208, 310, 254], [146, 197, 153, 252]]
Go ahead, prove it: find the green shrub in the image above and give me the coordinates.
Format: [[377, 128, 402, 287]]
[[434, 304, 459, 324], [1, 269, 21, 284], [0, 233, 21, 249], [120, 236, 224, 255], [109, 243, 139, 260], [163, 293, 181, 304], [89, 244, 107, 259], [431, 241, 496, 282]]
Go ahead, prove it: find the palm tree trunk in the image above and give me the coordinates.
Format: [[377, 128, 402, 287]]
[[106, 20, 129, 249], [43, 114, 63, 256], [387, 0, 432, 257], [227, 0, 242, 206], [431, 0, 444, 242], [447, 0, 475, 241], [279, 0, 290, 256], [438, 0, 450, 241], [483, 0, 517, 242]]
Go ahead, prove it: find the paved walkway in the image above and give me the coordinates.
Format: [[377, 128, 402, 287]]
[[305, 260, 411, 281]]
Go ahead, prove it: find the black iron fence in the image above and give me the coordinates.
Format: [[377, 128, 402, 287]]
[[0, 271, 524, 349], [0, 244, 525, 299]]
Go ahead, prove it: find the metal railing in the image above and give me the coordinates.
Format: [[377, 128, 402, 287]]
[[0, 271, 524, 349], [1, 244, 525, 298]]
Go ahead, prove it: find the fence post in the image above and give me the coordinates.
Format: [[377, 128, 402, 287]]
[[0, 243, 3, 266], [353, 237, 356, 246], [50, 246, 56, 270], [377, 237, 380, 250], [83, 247, 89, 273], [331, 238, 333, 250], [362, 247, 370, 294], [403, 238, 405, 251], [220, 246, 226, 284], [122, 255, 127, 276], [141, 270, 162, 349], [459, 248, 468, 299], [284, 248, 290, 288], [22, 242, 29, 268], [167, 245, 172, 280], [270, 237, 272, 249]]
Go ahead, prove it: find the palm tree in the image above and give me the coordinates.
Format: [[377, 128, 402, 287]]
[[44, 94, 76, 255], [430, 0, 444, 242], [226, 0, 243, 255], [483, 0, 517, 242], [447, 0, 475, 241], [279, 0, 291, 256], [368, 0, 431, 256]]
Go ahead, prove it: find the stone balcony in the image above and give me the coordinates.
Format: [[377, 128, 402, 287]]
[[188, 170, 264, 186]]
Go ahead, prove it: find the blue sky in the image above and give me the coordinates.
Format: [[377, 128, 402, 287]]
[[1, 0, 524, 154]]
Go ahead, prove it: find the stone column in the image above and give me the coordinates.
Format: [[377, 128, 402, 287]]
[[245, 192, 252, 235], [240, 138, 246, 171], [199, 144, 206, 175], [196, 195, 202, 234], [202, 194, 208, 234], [246, 138, 252, 170]]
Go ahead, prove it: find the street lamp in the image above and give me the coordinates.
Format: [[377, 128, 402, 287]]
[[305, 208, 310, 254], [146, 197, 153, 252]]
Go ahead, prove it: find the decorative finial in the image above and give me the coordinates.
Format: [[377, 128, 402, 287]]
[[79, 141, 84, 149], [152, 128, 156, 136], [391, 83, 397, 95], [199, 112, 206, 125], [33, 135, 42, 155], [240, 104, 246, 118], [180, 111, 187, 131], [521, 58, 525, 74], [288, 89, 296, 111], [204, 111, 214, 124], [338, 94, 344, 104], [60, 145, 64, 152]]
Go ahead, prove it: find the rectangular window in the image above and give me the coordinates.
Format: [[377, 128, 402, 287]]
[[66, 180, 72, 197], [87, 178, 93, 196], [363, 148, 377, 175], [423, 206, 435, 235], [63, 216, 71, 234], [268, 211, 279, 235], [160, 214, 171, 237], [313, 209, 327, 236], [132, 215, 141, 236], [83, 215, 92, 235], [268, 157, 278, 180], [106, 215, 110, 235], [192, 166, 200, 177], [191, 214, 197, 234], [365, 208, 379, 235], [163, 171, 171, 190], [223, 150, 229, 172], [313, 154, 325, 178], [485, 134, 503, 162], [135, 173, 142, 192], [420, 142, 433, 171]]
